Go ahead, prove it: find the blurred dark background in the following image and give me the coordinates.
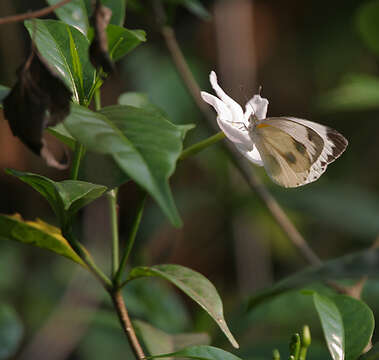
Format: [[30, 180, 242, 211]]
[[0, 0, 379, 359]]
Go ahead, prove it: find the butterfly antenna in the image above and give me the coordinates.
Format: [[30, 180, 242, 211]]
[[258, 85, 263, 95]]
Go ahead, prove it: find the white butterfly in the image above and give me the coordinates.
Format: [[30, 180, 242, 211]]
[[201, 71, 348, 188]]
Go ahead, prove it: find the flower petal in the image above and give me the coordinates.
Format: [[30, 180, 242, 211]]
[[209, 71, 244, 122], [245, 95, 269, 120], [235, 143, 264, 166], [217, 117, 254, 149], [201, 91, 232, 122]]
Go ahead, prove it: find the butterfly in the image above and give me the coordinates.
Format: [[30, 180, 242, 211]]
[[201, 71, 348, 188]]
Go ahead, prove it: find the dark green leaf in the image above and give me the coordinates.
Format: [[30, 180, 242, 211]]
[[333, 295, 374, 360], [0, 214, 84, 265], [6, 169, 107, 228], [360, 342, 379, 360], [107, 25, 146, 62], [164, 0, 210, 20], [0, 304, 23, 359], [24, 19, 95, 105], [46, 0, 89, 35], [0, 85, 10, 108], [317, 74, 379, 112], [357, 0, 379, 56], [248, 248, 379, 311], [313, 293, 344, 360], [127, 264, 239, 348], [148, 345, 242, 360], [48, 123, 76, 149], [64, 104, 192, 226], [118, 92, 167, 116], [134, 320, 209, 358], [102, 0, 127, 26]]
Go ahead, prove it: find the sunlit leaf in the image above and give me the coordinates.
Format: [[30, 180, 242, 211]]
[[317, 74, 379, 112], [248, 248, 379, 311], [0, 214, 84, 265], [64, 104, 192, 226], [127, 264, 239, 348], [134, 320, 209, 358], [360, 342, 379, 360], [46, 0, 89, 35], [148, 345, 242, 360], [313, 293, 344, 360], [24, 19, 95, 104], [107, 25, 146, 62], [6, 169, 107, 228], [0, 304, 23, 360], [333, 295, 374, 360]]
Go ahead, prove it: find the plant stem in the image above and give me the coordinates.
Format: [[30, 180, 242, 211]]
[[108, 189, 119, 278], [179, 132, 225, 161], [94, 86, 101, 111], [110, 290, 145, 360], [70, 142, 85, 180], [63, 229, 112, 289], [114, 193, 146, 286]]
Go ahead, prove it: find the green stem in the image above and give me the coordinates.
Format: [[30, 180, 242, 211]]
[[70, 142, 85, 180], [94, 86, 101, 111], [179, 131, 225, 161], [114, 192, 146, 286], [108, 188, 119, 278], [63, 229, 112, 289]]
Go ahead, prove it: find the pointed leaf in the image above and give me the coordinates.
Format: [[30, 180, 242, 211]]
[[333, 295, 374, 360], [313, 293, 344, 360], [127, 264, 239, 348], [134, 320, 209, 358], [46, 0, 89, 35], [360, 342, 379, 360], [0, 85, 10, 108], [0, 304, 23, 360], [0, 214, 84, 265], [24, 19, 95, 104], [6, 169, 107, 228], [148, 345, 242, 360], [248, 248, 379, 311], [64, 104, 192, 226], [107, 25, 146, 62]]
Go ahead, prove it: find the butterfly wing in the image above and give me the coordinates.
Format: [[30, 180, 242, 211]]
[[251, 117, 348, 187]]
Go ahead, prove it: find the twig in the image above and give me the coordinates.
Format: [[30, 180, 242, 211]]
[[0, 0, 73, 25], [154, 1, 321, 266], [110, 290, 146, 360]]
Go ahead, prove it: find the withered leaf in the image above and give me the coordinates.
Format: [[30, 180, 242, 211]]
[[3, 47, 72, 169], [89, 0, 114, 74]]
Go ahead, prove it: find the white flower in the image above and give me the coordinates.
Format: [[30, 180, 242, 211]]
[[200, 71, 268, 166]]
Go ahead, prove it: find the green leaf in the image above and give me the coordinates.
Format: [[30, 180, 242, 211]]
[[317, 74, 379, 112], [24, 19, 95, 104], [360, 342, 379, 360], [333, 295, 374, 360], [247, 248, 379, 311], [64, 104, 192, 226], [0, 304, 23, 360], [45, 0, 89, 35], [6, 169, 107, 228], [48, 123, 76, 149], [107, 25, 146, 62], [0, 85, 10, 108], [0, 214, 84, 265], [313, 293, 344, 360], [357, 0, 379, 56], [118, 92, 167, 116], [127, 264, 239, 348], [134, 320, 209, 358], [148, 345, 242, 360], [102, 0, 127, 26]]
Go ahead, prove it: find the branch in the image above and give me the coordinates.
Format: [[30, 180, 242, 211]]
[[110, 290, 146, 360], [154, 2, 321, 266], [0, 0, 73, 25]]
